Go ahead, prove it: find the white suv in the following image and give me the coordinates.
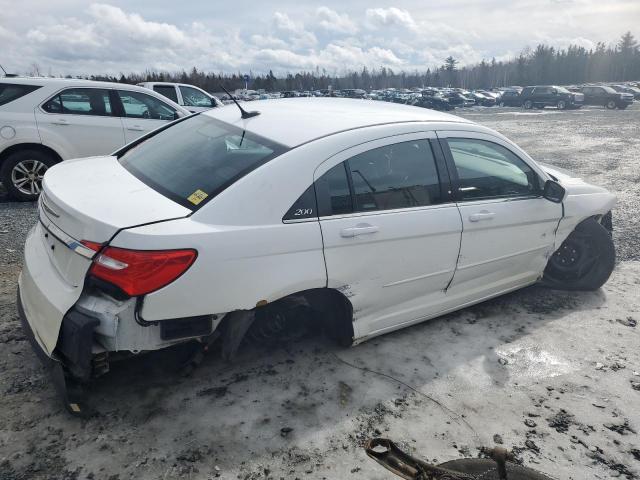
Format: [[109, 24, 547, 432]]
[[137, 82, 223, 113], [0, 77, 190, 200]]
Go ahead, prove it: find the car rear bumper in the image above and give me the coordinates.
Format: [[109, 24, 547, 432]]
[[17, 285, 52, 364], [18, 222, 88, 357]]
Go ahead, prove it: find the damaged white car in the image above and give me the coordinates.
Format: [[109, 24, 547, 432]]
[[18, 98, 616, 413]]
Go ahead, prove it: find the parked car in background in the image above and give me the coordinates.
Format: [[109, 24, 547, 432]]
[[519, 85, 584, 110], [411, 91, 453, 111], [0, 78, 190, 200], [498, 90, 522, 107], [138, 82, 222, 113], [579, 85, 634, 109], [18, 99, 616, 412], [609, 84, 640, 100], [444, 91, 474, 107], [341, 89, 367, 99], [469, 91, 496, 106]]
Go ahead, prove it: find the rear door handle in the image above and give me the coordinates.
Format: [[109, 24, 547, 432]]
[[127, 125, 145, 131], [469, 211, 496, 222], [340, 223, 380, 238]]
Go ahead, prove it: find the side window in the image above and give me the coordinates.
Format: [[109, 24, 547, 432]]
[[0, 84, 42, 106], [179, 86, 214, 108], [283, 185, 316, 221], [347, 140, 441, 212], [316, 163, 353, 216], [447, 138, 541, 201], [153, 85, 179, 103], [117, 90, 177, 120], [43, 88, 112, 116]]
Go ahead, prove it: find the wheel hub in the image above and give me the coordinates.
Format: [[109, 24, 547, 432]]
[[11, 159, 48, 196]]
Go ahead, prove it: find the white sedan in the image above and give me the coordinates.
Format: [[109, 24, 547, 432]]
[[18, 99, 616, 413]]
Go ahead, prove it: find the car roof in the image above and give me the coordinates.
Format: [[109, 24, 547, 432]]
[[205, 98, 470, 148], [0, 76, 173, 92]]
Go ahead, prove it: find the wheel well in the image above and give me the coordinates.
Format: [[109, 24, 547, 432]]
[[217, 288, 354, 357], [0, 143, 62, 167]]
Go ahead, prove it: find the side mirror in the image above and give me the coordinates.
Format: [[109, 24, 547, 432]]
[[543, 180, 566, 203]]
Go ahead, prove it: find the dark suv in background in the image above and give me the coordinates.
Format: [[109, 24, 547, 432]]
[[498, 90, 522, 107], [580, 85, 634, 109], [519, 85, 584, 109]]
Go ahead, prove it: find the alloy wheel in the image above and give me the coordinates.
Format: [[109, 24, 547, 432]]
[[11, 159, 48, 196]]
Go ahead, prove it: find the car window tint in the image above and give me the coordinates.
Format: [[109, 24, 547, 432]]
[[447, 138, 541, 201], [117, 90, 176, 120], [346, 140, 441, 212], [179, 86, 213, 107], [43, 88, 112, 116], [118, 115, 287, 210], [316, 163, 353, 216], [153, 85, 179, 103], [0, 84, 42, 106]]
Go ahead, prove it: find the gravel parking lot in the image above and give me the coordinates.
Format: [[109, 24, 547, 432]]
[[0, 104, 639, 480]]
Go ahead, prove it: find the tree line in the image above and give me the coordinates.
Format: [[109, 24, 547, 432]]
[[75, 31, 639, 92]]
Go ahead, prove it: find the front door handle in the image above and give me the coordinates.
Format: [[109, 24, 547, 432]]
[[127, 125, 145, 131], [340, 223, 380, 238], [52, 119, 68, 126], [469, 211, 496, 222]]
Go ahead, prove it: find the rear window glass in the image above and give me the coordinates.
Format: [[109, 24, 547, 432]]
[[0, 84, 41, 106], [153, 85, 179, 103], [118, 115, 287, 210]]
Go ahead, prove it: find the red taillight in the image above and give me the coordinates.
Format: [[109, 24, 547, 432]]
[[83, 244, 197, 297]]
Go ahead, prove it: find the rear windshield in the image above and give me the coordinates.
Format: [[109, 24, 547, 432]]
[[118, 115, 287, 210], [0, 83, 42, 106]]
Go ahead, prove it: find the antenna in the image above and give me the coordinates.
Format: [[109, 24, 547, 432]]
[[0, 64, 17, 77], [219, 85, 260, 119]]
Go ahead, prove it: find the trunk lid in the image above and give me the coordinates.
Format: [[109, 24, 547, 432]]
[[40, 155, 191, 286]]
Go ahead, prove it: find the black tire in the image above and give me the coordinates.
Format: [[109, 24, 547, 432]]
[[543, 217, 615, 291], [523, 100, 533, 109], [606, 100, 617, 109], [499, 101, 505, 107], [556, 100, 566, 110], [0, 149, 57, 201]]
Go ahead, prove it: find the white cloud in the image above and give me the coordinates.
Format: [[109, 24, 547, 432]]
[[0, 1, 636, 77], [365, 7, 417, 31], [271, 11, 317, 49], [316, 7, 358, 35]]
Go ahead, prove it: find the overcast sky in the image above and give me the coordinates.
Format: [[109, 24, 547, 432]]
[[1, 0, 638, 76]]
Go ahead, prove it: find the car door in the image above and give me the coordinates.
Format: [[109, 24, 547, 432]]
[[115, 89, 178, 143], [593, 87, 607, 105], [35, 87, 125, 159], [315, 132, 463, 339], [533, 86, 552, 106], [438, 131, 562, 298]]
